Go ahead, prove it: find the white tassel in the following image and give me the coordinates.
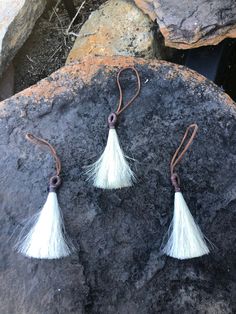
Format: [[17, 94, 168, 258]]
[[86, 127, 135, 189], [17, 192, 71, 259], [163, 192, 210, 259]]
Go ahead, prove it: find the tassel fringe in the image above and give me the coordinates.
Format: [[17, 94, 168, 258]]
[[163, 192, 209, 259], [86, 128, 135, 189], [16, 192, 71, 259]]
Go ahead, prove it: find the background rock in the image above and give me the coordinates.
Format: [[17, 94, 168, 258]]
[[66, 0, 161, 64], [134, 0, 236, 49], [0, 56, 236, 313], [0, 0, 46, 77]]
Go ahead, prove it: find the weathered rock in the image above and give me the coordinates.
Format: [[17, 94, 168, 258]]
[[0, 0, 46, 77], [134, 0, 236, 49], [66, 0, 160, 65], [134, 0, 156, 21], [0, 56, 236, 313]]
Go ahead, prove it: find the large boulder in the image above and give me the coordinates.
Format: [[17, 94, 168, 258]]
[[0, 0, 46, 76], [134, 0, 236, 49], [66, 0, 161, 65], [0, 56, 236, 313]]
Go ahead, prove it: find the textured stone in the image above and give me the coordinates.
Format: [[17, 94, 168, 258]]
[[0, 56, 236, 313], [66, 0, 159, 65], [0, 0, 46, 76], [134, 0, 236, 49]]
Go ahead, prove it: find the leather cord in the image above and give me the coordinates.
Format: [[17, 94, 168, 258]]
[[115, 66, 141, 116], [26, 133, 61, 177], [108, 67, 141, 128], [170, 124, 198, 191]]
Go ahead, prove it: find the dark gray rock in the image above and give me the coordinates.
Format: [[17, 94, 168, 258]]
[[0, 56, 236, 313], [134, 0, 236, 49]]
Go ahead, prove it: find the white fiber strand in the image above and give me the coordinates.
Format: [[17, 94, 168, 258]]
[[163, 192, 209, 259], [17, 192, 71, 259], [86, 128, 135, 189]]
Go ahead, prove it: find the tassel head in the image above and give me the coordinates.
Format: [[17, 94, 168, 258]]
[[48, 175, 61, 192], [171, 173, 181, 192], [108, 112, 117, 129]]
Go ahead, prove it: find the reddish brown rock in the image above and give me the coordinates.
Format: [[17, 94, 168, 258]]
[[134, 0, 236, 49], [66, 0, 160, 65]]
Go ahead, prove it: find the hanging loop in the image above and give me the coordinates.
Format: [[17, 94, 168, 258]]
[[115, 66, 141, 116], [170, 124, 198, 180], [26, 133, 62, 177]]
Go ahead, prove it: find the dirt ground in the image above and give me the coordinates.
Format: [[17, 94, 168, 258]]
[[13, 0, 106, 93]]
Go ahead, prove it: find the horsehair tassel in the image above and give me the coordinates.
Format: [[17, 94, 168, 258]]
[[16, 133, 72, 259], [162, 124, 210, 260], [86, 66, 141, 189]]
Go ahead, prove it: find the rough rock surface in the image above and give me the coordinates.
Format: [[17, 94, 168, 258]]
[[0, 0, 46, 77], [134, 0, 236, 49], [0, 56, 236, 313], [66, 0, 159, 65]]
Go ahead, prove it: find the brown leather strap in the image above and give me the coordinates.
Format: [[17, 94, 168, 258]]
[[115, 66, 141, 116], [26, 133, 61, 177], [170, 124, 198, 177]]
